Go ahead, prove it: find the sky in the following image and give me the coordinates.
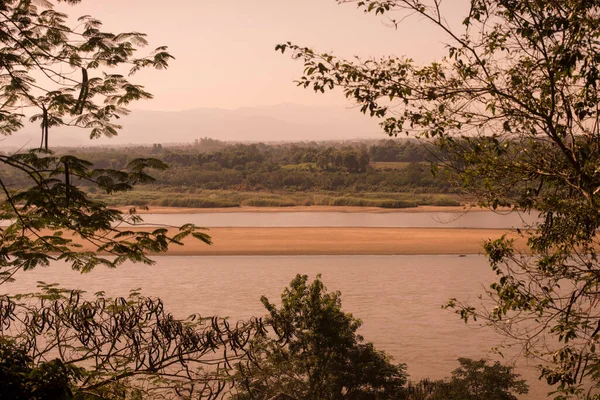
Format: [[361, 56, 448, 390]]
[[66, 0, 470, 111]]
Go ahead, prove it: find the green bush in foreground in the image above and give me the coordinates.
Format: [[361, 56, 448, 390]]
[[232, 274, 407, 400], [230, 275, 529, 400], [407, 358, 529, 400], [0, 339, 79, 400]]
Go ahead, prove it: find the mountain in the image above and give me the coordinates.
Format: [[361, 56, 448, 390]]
[[1, 104, 384, 149]]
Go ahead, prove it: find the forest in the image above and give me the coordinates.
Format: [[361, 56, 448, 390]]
[[2, 138, 460, 208]]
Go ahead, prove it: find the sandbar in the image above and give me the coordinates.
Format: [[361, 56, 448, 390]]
[[60, 227, 526, 256]]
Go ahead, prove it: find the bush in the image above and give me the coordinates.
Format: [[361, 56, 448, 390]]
[[406, 358, 528, 400], [231, 275, 407, 400]]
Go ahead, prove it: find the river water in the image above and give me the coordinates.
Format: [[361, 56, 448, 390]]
[[134, 210, 539, 228], [0, 210, 539, 228], [5, 254, 551, 399]]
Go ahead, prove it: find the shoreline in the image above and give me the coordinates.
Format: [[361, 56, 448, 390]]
[[61, 227, 526, 256], [114, 205, 508, 215]]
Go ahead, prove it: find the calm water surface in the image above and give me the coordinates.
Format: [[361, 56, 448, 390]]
[[6, 255, 550, 399], [1, 210, 539, 228], [136, 210, 539, 228]]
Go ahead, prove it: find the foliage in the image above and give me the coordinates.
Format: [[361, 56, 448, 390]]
[[0, 338, 81, 400], [0, 0, 210, 284], [0, 284, 264, 399], [278, 0, 600, 396], [87, 187, 459, 209], [0, 1, 220, 398], [231, 274, 407, 400], [0, 0, 172, 140], [406, 358, 528, 400], [1, 140, 454, 195]]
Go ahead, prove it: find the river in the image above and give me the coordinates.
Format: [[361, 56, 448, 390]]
[[0, 210, 539, 228], [5, 254, 551, 399], [134, 210, 539, 228]]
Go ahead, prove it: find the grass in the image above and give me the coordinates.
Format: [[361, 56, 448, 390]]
[[371, 162, 412, 170], [242, 198, 297, 207], [280, 163, 318, 171], [88, 187, 462, 209], [157, 198, 239, 208]]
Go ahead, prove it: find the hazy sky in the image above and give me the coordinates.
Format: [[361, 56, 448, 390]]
[[67, 0, 470, 111]]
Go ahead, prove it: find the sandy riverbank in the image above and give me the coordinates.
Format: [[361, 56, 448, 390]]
[[62, 227, 525, 256], [114, 205, 504, 214]]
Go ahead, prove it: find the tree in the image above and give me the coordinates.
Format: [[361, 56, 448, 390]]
[[0, 1, 261, 398], [0, 284, 263, 399], [278, 0, 600, 396], [0, 0, 211, 283], [0, 338, 79, 400], [406, 358, 529, 400], [231, 274, 407, 400]]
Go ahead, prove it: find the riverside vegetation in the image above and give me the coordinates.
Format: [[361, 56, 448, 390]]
[[2, 138, 461, 208]]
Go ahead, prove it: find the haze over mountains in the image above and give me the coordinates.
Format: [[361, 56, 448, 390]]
[[2, 104, 384, 149]]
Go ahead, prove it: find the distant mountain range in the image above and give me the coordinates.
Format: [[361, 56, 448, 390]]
[[1, 103, 385, 149]]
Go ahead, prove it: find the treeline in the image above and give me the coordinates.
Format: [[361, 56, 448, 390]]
[[47, 138, 428, 170], [0, 139, 456, 207], [150, 161, 443, 192], [39, 138, 450, 193]]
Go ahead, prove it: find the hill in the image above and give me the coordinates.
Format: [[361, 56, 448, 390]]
[[2, 104, 383, 149]]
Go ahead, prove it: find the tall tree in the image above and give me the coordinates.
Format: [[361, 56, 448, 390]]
[[0, 0, 210, 282], [0, 2, 262, 398], [278, 0, 600, 397], [231, 274, 407, 400]]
